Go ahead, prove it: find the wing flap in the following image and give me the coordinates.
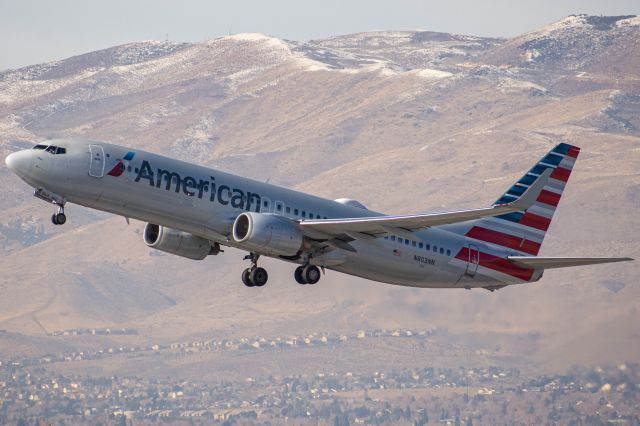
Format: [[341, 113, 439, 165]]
[[508, 256, 633, 269]]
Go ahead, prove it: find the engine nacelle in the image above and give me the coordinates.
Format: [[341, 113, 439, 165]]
[[143, 223, 219, 260], [232, 212, 303, 256]]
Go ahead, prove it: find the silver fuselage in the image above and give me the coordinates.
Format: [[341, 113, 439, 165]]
[[5, 139, 540, 288]]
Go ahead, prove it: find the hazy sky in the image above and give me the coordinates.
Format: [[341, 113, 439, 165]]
[[1, 0, 639, 70]]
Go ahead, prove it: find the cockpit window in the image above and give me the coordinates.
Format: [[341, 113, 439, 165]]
[[36, 145, 66, 155]]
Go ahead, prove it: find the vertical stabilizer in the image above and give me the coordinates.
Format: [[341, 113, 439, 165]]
[[462, 143, 580, 256]]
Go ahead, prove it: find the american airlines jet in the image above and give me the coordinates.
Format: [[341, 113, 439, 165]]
[[5, 139, 632, 290]]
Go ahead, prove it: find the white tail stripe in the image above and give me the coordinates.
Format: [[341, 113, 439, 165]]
[[528, 203, 555, 219], [483, 216, 547, 238]]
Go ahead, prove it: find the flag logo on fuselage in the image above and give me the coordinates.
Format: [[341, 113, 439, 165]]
[[107, 151, 135, 177]]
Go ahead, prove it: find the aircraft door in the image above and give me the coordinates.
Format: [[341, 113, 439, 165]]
[[88, 145, 105, 178], [465, 244, 480, 277]]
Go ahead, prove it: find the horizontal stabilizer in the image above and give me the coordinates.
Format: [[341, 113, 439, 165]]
[[508, 256, 633, 270]]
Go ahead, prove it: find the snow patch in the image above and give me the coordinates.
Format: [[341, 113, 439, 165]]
[[525, 15, 586, 39], [293, 56, 331, 72], [616, 16, 640, 27], [407, 69, 453, 80], [498, 77, 546, 94], [223, 33, 291, 53]]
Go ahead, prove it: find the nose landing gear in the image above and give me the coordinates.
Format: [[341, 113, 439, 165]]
[[33, 188, 67, 226], [51, 205, 66, 225]]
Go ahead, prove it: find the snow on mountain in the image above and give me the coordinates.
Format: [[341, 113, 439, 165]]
[[483, 15, 640, 73]]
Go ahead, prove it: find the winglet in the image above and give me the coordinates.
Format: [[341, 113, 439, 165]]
[[499, 168, 552, 212]]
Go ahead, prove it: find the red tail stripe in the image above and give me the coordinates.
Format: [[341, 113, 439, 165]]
[[455, 248, 534, 281], [466, 226, 541, 255], [550, 166, 571, 182], [567, 147, 580, 158], [537, 190, 561, 207], [519, 212, 551, 231]]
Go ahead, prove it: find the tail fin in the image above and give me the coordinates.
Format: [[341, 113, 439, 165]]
[[462, 143, 580, 255]]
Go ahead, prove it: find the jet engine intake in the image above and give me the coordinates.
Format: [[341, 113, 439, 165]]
[[143, 223, 219, 260], [232, 212, 303, 256]]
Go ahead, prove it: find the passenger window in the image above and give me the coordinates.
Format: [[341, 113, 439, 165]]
[[324, 216, 328, 219], [446, 249, 451, 256], [309, 212, 314, 218], [263, 201, 268, 207], [294, 209, 299, 215], [286, 206, 291, 213], [439, 247, 444, 254], [390, 236, 395, 241], [433, 246, 437, 252], [302, 211, 306, 218], [404, 239, 409, 246], [277, 204, 282, 211], [419, 242, 423, 249], [412, 241, 416, 247]]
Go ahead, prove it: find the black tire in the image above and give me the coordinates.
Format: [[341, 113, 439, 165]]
[[51, 214, 58, 225], [294, 266, 307, 284], [242, 268, 254, 287], [250, 267, 268, 287], [303, 265, 321, 285], [55, 213, 66, 225]]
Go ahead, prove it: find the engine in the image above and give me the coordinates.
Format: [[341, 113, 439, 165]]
[[232, 212, 303, 256], [143, 223, 220, 260]]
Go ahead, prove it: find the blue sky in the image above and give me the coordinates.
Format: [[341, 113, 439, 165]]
[[1, 0, 639, 70]]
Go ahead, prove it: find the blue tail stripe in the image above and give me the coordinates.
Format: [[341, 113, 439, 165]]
[[552, 143, 572, 155], [518, 174, 537, 186], [540, 153, 563, 166], [507, 185, 527, 197], [530, 164, 552, 175], [496, 212, 524, 223], [496, 194, 517, 205]]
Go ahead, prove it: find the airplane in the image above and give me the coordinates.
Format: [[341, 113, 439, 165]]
[[5, 139, 632, 290]]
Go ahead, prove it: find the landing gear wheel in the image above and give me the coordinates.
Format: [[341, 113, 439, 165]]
[[250, 267, 268, 287], [294, 266, 307, 285], [242, 268, 254, 287], [55, 213, 66, 225], [51, 214, 59, 225], [303, 265, 321, 285]]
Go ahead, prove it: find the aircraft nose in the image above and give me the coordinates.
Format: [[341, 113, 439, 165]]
[[5, 150, 33, 177]]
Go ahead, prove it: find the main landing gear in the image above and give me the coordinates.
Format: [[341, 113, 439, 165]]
[[51, 205, 66, 225], [294, 265, 321, 285], [240, 253, 324, 287], [242, 253, 268, 287]]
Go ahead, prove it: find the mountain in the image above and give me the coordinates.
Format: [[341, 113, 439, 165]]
[[0, 16, 639, 375]]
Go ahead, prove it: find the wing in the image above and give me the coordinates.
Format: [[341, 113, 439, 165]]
[[300, 168, 552, 241], [508, 256, 633, 269]]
